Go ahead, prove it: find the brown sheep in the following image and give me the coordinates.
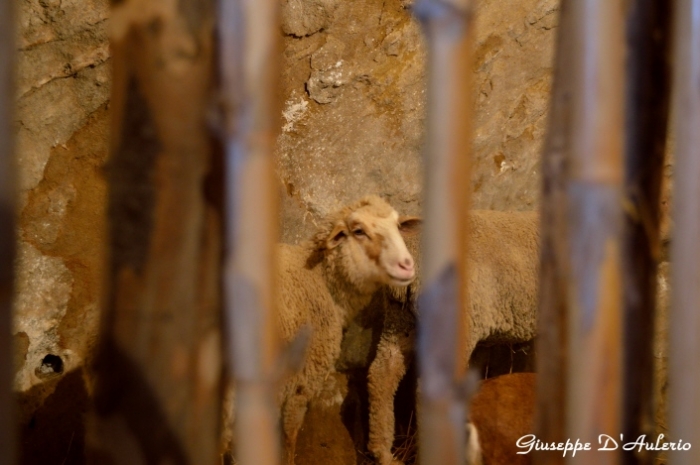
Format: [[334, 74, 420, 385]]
[[367, 210, 539, 465], [223, 195, 421, 465], [467, 372, 536, 465]]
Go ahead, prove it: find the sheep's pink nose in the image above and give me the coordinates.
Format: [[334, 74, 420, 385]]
[[398, 256, 414, 271]]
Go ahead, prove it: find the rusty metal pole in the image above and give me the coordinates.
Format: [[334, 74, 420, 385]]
[[535, 3, 575, 464], [566, 2, 625, 465], [219, 0, 282, 463], [669, 1, 700, 464], [413, 0, 474, 464], [87, 0, 221, 462], [538, 2, 626, 465], [0, 0, 16, 463]]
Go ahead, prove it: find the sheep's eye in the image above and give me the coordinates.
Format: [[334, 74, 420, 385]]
[[352, 228, 366, 237]]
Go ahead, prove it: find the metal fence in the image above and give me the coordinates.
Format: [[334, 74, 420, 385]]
[[0, 0, 697, 464]]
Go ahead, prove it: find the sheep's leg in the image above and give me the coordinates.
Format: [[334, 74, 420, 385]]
[[368, 335, 410, 465], [465, 422, 483, 465], [281, 391, 308, 465]]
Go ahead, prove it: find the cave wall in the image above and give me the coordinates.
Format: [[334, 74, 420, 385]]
[[276, 0, 558, 245], [13, 0, 110, 460]]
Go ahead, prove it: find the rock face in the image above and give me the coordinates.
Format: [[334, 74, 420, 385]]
[[15, 0, 110, 195], [11, 0, 560, 463], [276, 0, 558, 245], [470, 0, 557, 210], [276, 0, 427, 244], [13, 0, 110, 461]]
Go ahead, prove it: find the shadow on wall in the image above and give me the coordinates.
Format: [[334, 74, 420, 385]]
[[15, 339, 194, 465], [86, 339, 191, 465], [17, 368, 89, 465]]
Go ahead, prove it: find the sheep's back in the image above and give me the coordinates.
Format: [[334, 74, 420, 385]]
[[467, 210, 539, 345], [384, 210, 540, 346], [275, 243, 346, 402], [276, 244, 342, 342]]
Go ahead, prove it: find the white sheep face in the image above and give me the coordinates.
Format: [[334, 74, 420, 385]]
[[322, 197, 420, 292]]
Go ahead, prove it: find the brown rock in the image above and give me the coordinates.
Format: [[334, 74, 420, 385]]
[[281, 0, 340, 37]]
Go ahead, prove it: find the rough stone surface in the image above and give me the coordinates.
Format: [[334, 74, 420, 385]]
[[13, 242, 73, 393], [281, 0, 340, 38], [12, 0, 110, 459], [470, 0, 557, 210], [15, 0, 110, 195], [276, 0, 558, 246], [14, 105, 110, 463], [276, 0, 427, 245]]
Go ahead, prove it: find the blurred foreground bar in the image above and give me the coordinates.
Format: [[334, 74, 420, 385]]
[[669, 1, 700, 465], [412, 0, 474, 464], [536, 2, 626, 465], [0, 0, 16, 463], [219, 0, 282, 463], [88, 0, 221, 462], [621, 1, 672, 464], [566, 2, 625, 465]]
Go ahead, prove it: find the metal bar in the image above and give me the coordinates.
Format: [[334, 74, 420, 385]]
[[88, 0, 221, 462], [0, 0, 16, 460], [413, 0, 474, 464], [669, 1, 700, 464], [219, 0, 282, 463], [566, 2, 625, 465], [535, 1, 575, 462]]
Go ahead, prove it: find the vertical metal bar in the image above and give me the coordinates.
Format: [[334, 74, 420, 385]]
[[220, 0, 281, 463], [413, 0, 473, 464], [567, 1, 625, 465], [622, 1, 672, 464], [88, 0, 220, 461], [669, 1, 700, 464], [535, 1, 576, 462], [0, 0, 16, 461]]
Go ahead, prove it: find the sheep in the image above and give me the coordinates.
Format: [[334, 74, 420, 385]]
[[467, 372, 536, 465], [367, 210, 540, 465], [223, 195, 421, 465]]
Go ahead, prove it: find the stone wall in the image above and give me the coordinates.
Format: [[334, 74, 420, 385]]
[[276, 0, 558, 244], [13, 0, 110, 461]]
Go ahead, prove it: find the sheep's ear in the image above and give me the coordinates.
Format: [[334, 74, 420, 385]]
[[326, 222, 348, 249], [399, 216, 422, 236]]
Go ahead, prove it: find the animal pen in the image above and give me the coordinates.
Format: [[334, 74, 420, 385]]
[[0, 0, 698, 464]]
